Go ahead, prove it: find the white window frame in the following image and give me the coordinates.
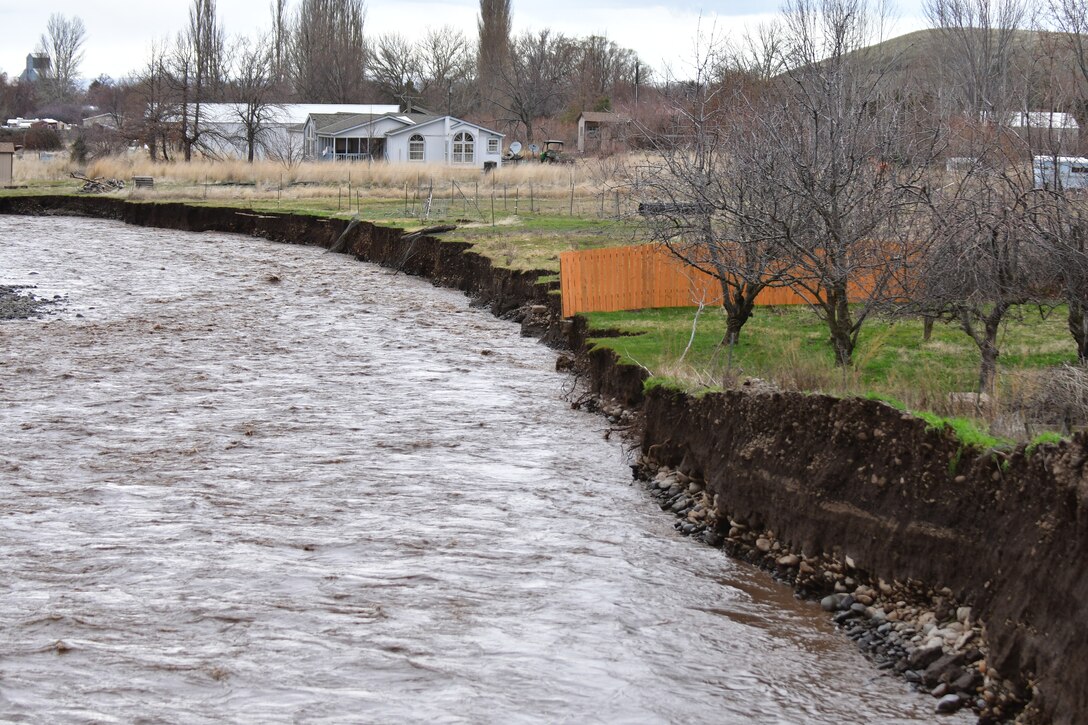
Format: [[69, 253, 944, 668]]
[[409, 134, 425, 162], [452, 131, 475, 164], [487, 137, 499, 154]]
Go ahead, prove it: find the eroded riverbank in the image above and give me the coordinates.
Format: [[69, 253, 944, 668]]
[[0, 215, 961, 723]]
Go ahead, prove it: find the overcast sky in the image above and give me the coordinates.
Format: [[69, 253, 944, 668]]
[[1, 0, 929, 83]]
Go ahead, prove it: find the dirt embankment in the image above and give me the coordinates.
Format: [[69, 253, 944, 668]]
[[579, 340, 1088, 725], [4, 196, 1086, 723]]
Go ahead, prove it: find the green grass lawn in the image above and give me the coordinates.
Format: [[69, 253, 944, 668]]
[[585, 304, 1078, 421]]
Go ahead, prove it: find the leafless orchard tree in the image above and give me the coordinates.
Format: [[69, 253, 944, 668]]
[[636, 30, 788, 345], [1039, 0, 1088, 360], [903, 0, 1057, 393], [909, 142, 1053, 393], [754, 0, 935, 366], [37, 13, 87, 101], [291, 0, 369, 103]]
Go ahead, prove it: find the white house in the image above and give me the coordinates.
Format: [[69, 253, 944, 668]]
[[304, 112, 505, 169]]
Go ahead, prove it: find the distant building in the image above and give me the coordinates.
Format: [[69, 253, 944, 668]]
[[0, 142, 14, 185], [303, 112, 505, 169], [577, 111, 631, 155], [1006, 111, 1080, 149], [19, 53, 50, 83], [83, 113, 122, 130], [4, 118, 70, 131], [1033, 156, 1088, 191]]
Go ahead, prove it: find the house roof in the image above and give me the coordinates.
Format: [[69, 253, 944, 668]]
[[316, 112, 438, 136], [579, 111, 631, 123], [198, 103, 400, 126], [1007, 111, 1079, 130], [0, 142, 15, 153], [384, 115, 504, 138]]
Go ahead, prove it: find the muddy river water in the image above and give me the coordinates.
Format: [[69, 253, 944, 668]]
[[0, 216, 962, 723]]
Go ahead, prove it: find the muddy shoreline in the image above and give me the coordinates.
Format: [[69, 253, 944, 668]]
[[2, 195, 1084, 724]]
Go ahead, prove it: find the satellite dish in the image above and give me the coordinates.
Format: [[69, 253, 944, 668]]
[[529, 144, 539, 154], [509, 141, 522, 155]]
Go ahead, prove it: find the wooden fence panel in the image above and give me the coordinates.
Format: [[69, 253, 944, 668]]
[[559, 244, 817, 317]]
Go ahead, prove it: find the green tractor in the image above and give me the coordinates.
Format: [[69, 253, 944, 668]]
[[539, 139, 572, 164]]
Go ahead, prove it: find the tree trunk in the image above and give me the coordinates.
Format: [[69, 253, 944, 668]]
[[1068, 298, 1088, 363], [824, 287, 855, 366], [978, 336, 999, 395], [923, 315, 934, 342], [721, 282, 760, 345], [975, 306, 1008, 395], [724, 309, 748, 345]]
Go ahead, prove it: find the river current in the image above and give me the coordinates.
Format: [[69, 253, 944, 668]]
[[0, 216, 962, 723]]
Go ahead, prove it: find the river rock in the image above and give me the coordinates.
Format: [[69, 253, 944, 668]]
[[776, 554, 800, 567], [755, 538, 772, 553], [670, 496, 691, 512], [952, 669, 983, 694], [908, 644, 945, 670], [923, 652, 967, 687], [821, 593, 850, 612], [936, 693, 964, 714]]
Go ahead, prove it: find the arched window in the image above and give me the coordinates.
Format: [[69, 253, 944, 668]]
[[452, 132, 475, 164], [409, 134, 425, 162]]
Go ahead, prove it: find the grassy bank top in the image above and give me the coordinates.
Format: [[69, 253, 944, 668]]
[[586, 304, 1078, 446], [5, 155, 645, 273]]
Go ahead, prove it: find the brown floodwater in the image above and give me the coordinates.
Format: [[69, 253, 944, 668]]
[[0, 216, 967, 723]]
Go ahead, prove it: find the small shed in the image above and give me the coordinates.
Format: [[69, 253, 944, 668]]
[[577, 111, 631, 155], [0, 142, 14, 185]]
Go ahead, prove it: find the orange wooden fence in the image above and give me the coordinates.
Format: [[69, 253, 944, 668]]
[[558, 244, 810, 318]]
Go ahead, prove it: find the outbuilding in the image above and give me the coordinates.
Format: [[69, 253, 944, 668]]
[[0, 142, 14, 185]]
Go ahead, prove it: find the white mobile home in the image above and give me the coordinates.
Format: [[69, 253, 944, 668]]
[[1033, 156, 1088, 191], [305, 113, 504, 169]]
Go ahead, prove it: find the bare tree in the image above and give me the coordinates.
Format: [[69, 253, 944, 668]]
[[173, 0, 226, 161], [370, 33, 419, 105], [291, 0, 369, 103], [637, 31, 786, 344], [910, 143, 1052, 393], [132, 40, 177, 161], [477, 0, 511, 115], [417, 25, 475, 114], [493, 29, 577, 143], [226, 35, 281, 162], [1042, 0, 1088, 359], [573, 35, 641, 111], [924, 0, 1032, 117], [37, 13, 86, 101], [753, 0, 935, 366], [270, 0, 290, 86]]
